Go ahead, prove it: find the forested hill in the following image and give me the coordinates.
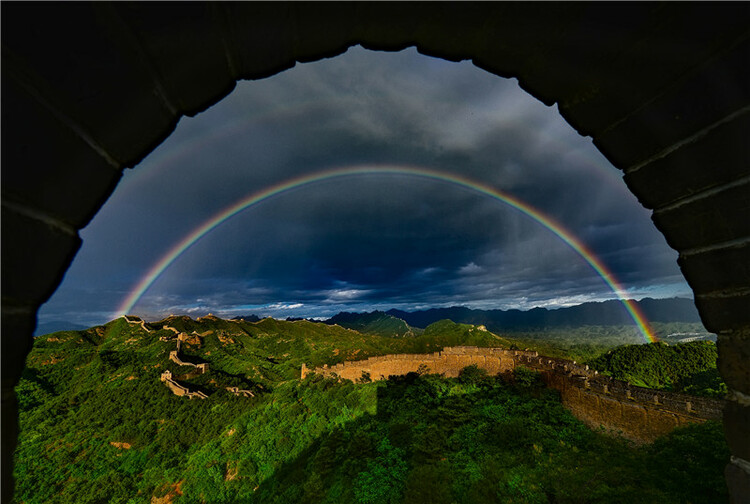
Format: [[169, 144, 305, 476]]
[[325, 311, 420, 337], [386, 297, 701, 331], [586, 341, 726, 398]]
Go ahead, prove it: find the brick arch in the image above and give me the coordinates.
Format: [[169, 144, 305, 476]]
[[2, 3, 748, 500]]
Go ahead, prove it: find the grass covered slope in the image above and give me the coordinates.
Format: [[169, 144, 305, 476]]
[[586, 341, 726, 398], [15, 317, 729, 503], [326, 311, 422, 338]]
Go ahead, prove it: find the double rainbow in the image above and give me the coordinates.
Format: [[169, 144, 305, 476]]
[[116, 165, 656, 342]]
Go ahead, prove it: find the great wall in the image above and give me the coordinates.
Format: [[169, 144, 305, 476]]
[[159, 369, 208, 400], [302, 346, 726, 443], [123, 315, 255, 400]]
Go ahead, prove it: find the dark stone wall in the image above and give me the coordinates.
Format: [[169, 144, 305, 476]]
[[2, 3, 748, 501]]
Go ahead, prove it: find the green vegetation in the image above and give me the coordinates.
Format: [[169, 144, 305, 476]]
[[498, 322, 714, 363], [14, 317, 729, 503], [586, 341, 726, 398], [326, 311, 422, 338]]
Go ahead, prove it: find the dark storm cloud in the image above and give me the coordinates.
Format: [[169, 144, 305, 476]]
[[38, 46, 691, 328]]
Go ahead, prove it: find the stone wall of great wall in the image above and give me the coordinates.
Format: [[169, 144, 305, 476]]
[[123, 315, 153, 334], [301, 346, 516, 382], [160, 370, 208, 399], [123, 316, 211, 399], [162, 330, 209, 398], [124, 316, 257, 400], [303, 346, 726, 443]]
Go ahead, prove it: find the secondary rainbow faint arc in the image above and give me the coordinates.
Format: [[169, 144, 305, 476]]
[[116, 165, 656, 342]]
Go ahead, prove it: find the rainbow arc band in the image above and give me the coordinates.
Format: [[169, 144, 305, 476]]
[[116, 165, 656, 343]]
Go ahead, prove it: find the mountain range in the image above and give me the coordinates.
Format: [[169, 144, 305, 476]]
[[383, 297, 701, 332], [232, 298, 702, 338], [39, 297, 700, 338]]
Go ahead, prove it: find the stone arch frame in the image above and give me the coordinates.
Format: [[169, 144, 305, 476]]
[[2, 2, 748, 500]]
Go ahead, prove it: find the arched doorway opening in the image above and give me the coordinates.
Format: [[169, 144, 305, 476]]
[[3, 3, 748, 499]]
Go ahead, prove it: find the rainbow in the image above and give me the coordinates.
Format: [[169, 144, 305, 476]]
[[116, 165, 656, 342]]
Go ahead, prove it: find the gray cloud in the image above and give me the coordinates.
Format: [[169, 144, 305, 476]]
[[38, 46, 690, 328]]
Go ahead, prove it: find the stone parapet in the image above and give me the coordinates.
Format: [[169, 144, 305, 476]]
[[159, 370, 207, 399], [169, 350, 209, 373], [226, 386, 255, 398], [304, 346, 516, 382]]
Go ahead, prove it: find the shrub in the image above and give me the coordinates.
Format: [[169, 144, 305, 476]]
[[513, 366, 541, 388], [358, 371, 372, 384], [458, 364, 488, 385]]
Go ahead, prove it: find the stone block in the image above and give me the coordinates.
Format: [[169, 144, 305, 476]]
[[559, 386, 582, 414], [696, 294, 750, 333], [646, 410, 680, 439], [718, 332, 750, 396], [3, 3, 178, 167], [220, 3, 300, 80], [113, 3, 237, 116], [1, 305, 36, 388], [2, 77, 123, 229], [457, 355, 474, 368], [521, 3, 657, 116], [598, 395, 623, 424], [352, 3, 424, 52], [446, 354, 460, 367], [1, 208, 81, 306], [654, 183, 750, 252], [1, 374, 21, 504], [579, 390, 601, 425], [559, 4, 748, 138], [620, 403, 649, 440], [725, 461, 750, 504], [623, 111, 750, 210], [593, 40, 750, 170], [409, 3, 502, 64], [290, 3, 358, 63], [678, 244, 750, 295], [724, 401, 750, 463], [485, 357, 500, 375]]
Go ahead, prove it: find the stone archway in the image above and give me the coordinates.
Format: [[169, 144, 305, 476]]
[[2, 3, 748, 500]]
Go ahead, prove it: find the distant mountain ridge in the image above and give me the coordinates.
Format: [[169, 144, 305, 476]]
[[34, 320, 88, 337], [231, 314, 261, 322], [384, 298, 701, 331], [188, 298, 701, 338], [325, 310, 419, 337]]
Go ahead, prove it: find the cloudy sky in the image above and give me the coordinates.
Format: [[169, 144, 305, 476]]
[[38, 46, 692, 328]]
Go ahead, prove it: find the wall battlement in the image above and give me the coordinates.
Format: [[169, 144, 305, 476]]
[[168, 351, 209, 373], [226, 386, 255, 398], [160, 333, 209, 398], [303, 346, 516, 382], [160, 370, 207, 400], [303, 346, 725, 443], [121, 315, 152, 334]]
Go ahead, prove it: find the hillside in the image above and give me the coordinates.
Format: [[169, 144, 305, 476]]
[[325, 310, 421, 338], [586, 341, 726, 398], [14, 315, 729, 503]]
